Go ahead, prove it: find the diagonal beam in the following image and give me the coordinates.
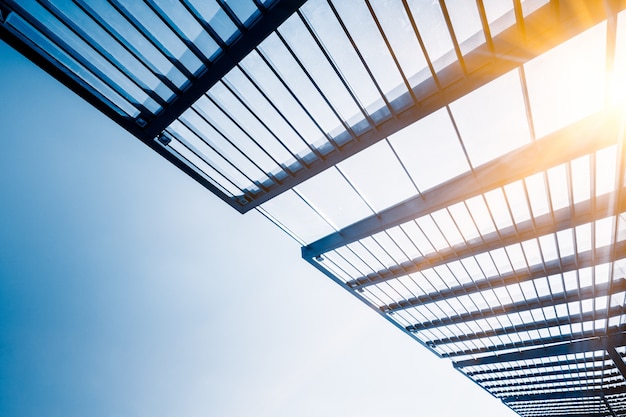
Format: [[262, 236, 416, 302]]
[[501, 386, 626, 403], [381, 240, 626, 313], [606, 342, 626, 380], [303, 108, 624, 258], [427, 306, 626, 348], [453, 332, 626, 368], [482, 370, 623, 391], [474, 363, 616, 383], [348, 192, 626, 290], [406, 279, 626, 332]]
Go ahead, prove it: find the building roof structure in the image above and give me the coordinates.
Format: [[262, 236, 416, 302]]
[[2, 0, 626, 416]]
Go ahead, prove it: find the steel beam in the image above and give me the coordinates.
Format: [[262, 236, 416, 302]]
[[407, 279, 626, 332], [501, 386, 626, 403], [606, 343, 626, 380], [453, 332, 626, 368], [381, 241, 626, 314], [428, 306, 626, 348], [347, 192, 626, 290], [303, 108, 624, 258]]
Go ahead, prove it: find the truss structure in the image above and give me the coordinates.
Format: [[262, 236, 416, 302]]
[[3, 1, 626, 416]]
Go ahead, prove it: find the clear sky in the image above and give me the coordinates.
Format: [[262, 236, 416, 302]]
[[0, 40, 519, 417]]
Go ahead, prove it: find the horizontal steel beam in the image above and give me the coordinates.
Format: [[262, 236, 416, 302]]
[[453, 332, 626, 368], [466, 355, 614, 378], [482, 370, 622, 391], [350, 192, 626, 291], [442, 324, 626, 358], [474, 363, 616, 384], [428, 306, 626, 348], [407, 279, 626, 332], [383, 241, 626, 314], [501, 386, 626, 403]]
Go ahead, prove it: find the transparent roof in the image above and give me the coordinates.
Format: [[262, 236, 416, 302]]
[[3, 1, 626, 416]]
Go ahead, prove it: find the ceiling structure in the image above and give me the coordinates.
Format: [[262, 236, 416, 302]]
[[2, 1, 626, 416]]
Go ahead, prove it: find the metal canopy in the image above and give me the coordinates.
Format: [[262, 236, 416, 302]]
[[4, 1, 626, 417]]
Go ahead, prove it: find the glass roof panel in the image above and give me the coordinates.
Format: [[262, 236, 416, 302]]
[[183, 0, 240, 44], [547, 163, 570, 211], [300, 0, 383, 113], [483, 0, 515, 36], [222, 66, 311, 157], [571, 154, 591, 204], [596, 145, 617, 197], [525, 21, 607, 138], [367, 0, 429, 88], [450, 69, 531, 167], [444, 0, 485, 55], [112, 0, 205, 73], [404, 0, 456, 71], [610, 10, 626, 104], [223, 0, 260, 27], [330, 0, 410, 105], [504, 180, 531, 224], [259, 189, 335, 244], [278, 13, 365, 128], [239, 48, 326, 147], [207, 82, 295, 166], [295, 167, 374, 230], [389, 108, 470, 192], [338, 140, 417, 212]]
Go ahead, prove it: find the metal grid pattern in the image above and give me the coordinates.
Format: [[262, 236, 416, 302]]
[[3, 1, 626, 417]]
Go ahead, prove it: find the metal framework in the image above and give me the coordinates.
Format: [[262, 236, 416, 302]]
[[3, 1, 626, 416]]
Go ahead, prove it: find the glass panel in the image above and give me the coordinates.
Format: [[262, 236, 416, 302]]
[[259, 190, 335, 244], [431, 208, 464, 246], [167, 137, 240, 196], [113, 0, 204, 74], [484, 188, 513, 230], [185, 0, 239, 44], [448, 202, 481, 242], [596, 145, 617, 197], [466, 195, 496, 236], [571, 154, 591, 204], [222, 67, 312, 157], [525, 172, 549, 217], [547, 163, 569, 211], [405, 0, 456, 71], [389, 108, 470, 192], [504, 180, 531, 224], [338, 140, 417, 212], [240, 48, 328, 147], [525, 22, 607, 138], [444, 0, 485, 55], [256, 35, 343, 136], [610, 10, 626, 104], [79, 0, 188, 88], [208, 82, 297, 168], [295, 168, 374, 230], [150, 0, 221, 61], [223, 0, 259, 26], [368, 0, 430, 88], [483, 0, 515, 36], [301, 0, 384, 113], [193, 95, 279, 174], [450, 70, 531, 167], [279, 14, 365, 128]]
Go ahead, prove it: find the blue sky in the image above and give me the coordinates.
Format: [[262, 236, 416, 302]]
[[0, 39, 518, 417]]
